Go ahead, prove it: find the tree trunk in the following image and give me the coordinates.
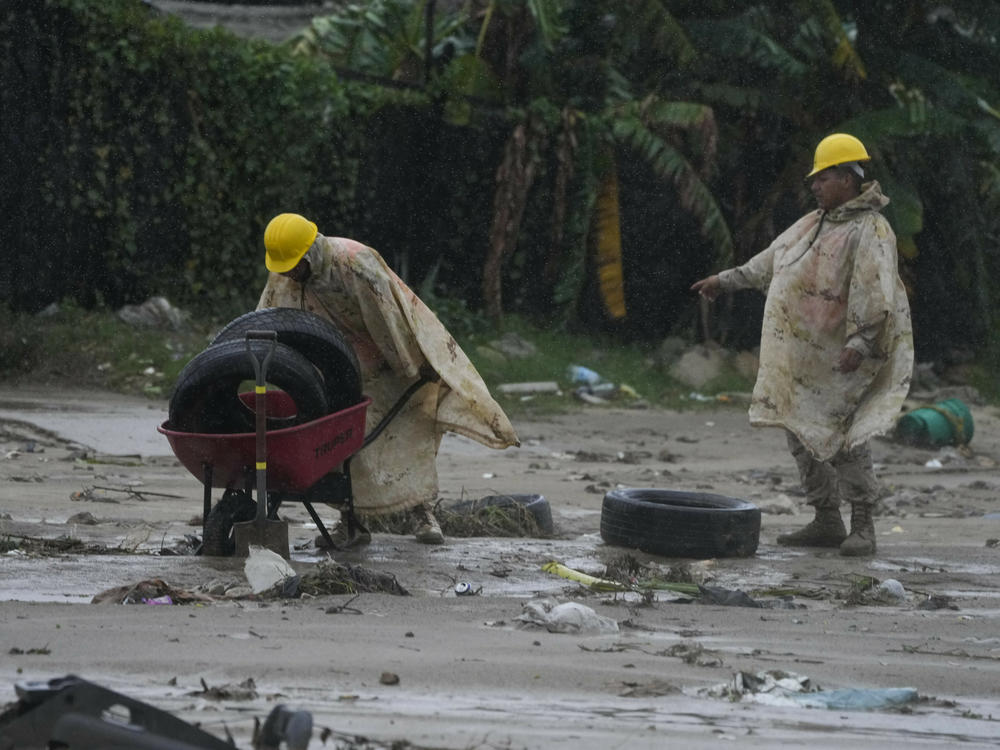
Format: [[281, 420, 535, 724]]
[[482, 118, 542, 323]]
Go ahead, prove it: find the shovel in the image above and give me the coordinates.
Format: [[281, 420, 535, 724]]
[[234, 331, 290, 559]]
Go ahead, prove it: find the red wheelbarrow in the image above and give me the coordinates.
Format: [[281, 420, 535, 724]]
[[158, 376, 430, 557]]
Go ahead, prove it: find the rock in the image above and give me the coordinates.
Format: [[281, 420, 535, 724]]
[[731, 350, 760, 381], [489, 332, 537, 359], [654, 336, 688, 368], [669, 344, 727, 388], [474, 345, 508, 366], [116, 296, 187, 330]]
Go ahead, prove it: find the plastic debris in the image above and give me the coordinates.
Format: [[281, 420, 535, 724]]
[[691, 670, 918, 711], [541, 561, 626, 592], [516, 598, 619, 635], [497, 381, 560, 395], [567, 365, 602, 385], [877, 579, 906, 601], [696, 585, 762, 608], [257, 704, 313, 750], [245, 545, 297, 594]]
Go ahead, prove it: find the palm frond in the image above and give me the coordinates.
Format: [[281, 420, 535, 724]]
[[682, 17, 808, 78], [592, 166, 626, 319], [839, 105, 968, 141], [526, 0, 569, 52], [621, 0, 697, 67], [794, 0, 866, 80], [638, 98, 717, 175], [612, 113, 733, 267]]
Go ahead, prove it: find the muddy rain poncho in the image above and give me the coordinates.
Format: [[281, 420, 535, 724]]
[[258, 237, 519, 514], [718, 182, 913, 460]]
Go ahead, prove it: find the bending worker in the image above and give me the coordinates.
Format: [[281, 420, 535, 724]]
[[691, 133, 913, 556], [259, 213, 520, 547]]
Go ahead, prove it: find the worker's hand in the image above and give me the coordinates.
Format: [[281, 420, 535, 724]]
[[690, 275, 722, 302], [837, 347, 863, 373]]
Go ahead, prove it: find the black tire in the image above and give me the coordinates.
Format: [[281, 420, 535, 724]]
[[600, 488, 760, 558], [447, 494, 554, 535], [202, 489, 257, 557], [213, 308, 362, 413], [168, 338, 329, 434]]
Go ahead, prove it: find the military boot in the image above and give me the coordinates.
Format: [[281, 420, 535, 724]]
[[839, 502, 876, 557], [314, 512, 371, 550], [776, 506, 847, 547]]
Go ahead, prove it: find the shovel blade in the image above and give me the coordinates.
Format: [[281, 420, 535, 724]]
[[233, 517, 289, 560]]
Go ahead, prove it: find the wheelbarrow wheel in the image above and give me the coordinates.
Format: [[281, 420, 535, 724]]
[[213, 308, 363, 413], [202, 489, 258, 557], [169, 338, 329, 434]]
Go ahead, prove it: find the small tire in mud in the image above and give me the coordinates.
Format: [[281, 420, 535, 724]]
[[448, 494, 554, 535], [202, 489, 257, 557], [600, 488, 760, 558], [213, 308, 362, 414], [168, 338, 329, 434]]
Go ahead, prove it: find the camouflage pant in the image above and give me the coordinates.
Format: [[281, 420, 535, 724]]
[[786, 431, 879, 509]]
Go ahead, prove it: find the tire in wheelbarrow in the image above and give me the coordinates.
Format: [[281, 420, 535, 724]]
[[600, 488, 760, 558], [213, 308, 362, 413], [168, 338, 329, 434], [447, 494, 554, 535], [202, 489, 257, 556]]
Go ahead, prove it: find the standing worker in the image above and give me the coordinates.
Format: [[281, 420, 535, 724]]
[[259, 213, 520, 547], [690, 134, 913, 556]]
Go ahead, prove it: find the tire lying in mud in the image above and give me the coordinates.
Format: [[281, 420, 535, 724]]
[[202, 489, 258, 557], [212, 308, 362, 414], [447, 494, 554, 536], [600, 488, 760, 558], [168, 338, 329, 434]]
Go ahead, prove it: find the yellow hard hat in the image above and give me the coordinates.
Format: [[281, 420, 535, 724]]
[[807, 133, 871, 178], [264, 213, 318, 273]]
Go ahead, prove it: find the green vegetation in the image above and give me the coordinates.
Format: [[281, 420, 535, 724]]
[[0, 304, 754, 412], [0, 302, 211, 397], [2, 0, 999, 367]]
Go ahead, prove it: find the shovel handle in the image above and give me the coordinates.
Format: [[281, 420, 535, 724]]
[[245, 331, 277, 524]]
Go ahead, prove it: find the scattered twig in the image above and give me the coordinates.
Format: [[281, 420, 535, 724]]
[[325, 594, 363, 615]]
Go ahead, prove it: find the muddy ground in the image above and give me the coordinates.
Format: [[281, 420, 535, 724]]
[[1, 385, 999, 748]]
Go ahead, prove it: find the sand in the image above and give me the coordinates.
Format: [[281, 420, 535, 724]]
[[1, 385, 999, 748]]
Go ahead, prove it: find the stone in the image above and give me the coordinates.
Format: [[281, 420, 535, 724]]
[[669, 344, 727, 388]]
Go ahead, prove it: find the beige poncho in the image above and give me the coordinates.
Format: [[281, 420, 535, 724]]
[[719, 181, 914, 460], [258, 236, 519, 514]]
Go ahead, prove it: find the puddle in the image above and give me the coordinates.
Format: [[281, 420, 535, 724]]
[[0, 532, 794, 605], [0, 554, 236, 603], [0, 396, 169, 457], [871, 558, 1000, 575]]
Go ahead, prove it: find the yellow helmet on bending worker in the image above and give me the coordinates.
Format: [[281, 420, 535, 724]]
[[807, 133, 870, 177], [263, 213, 318, 273]]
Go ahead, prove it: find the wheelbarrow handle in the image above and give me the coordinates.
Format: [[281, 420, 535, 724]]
[[245, 331, 277, 526], [361, 374, 433, 450]]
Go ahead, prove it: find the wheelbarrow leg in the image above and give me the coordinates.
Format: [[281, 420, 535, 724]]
[[341, 457, 370, 540], [302, 501, 336, 549], [201, 463, 213, 547]]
